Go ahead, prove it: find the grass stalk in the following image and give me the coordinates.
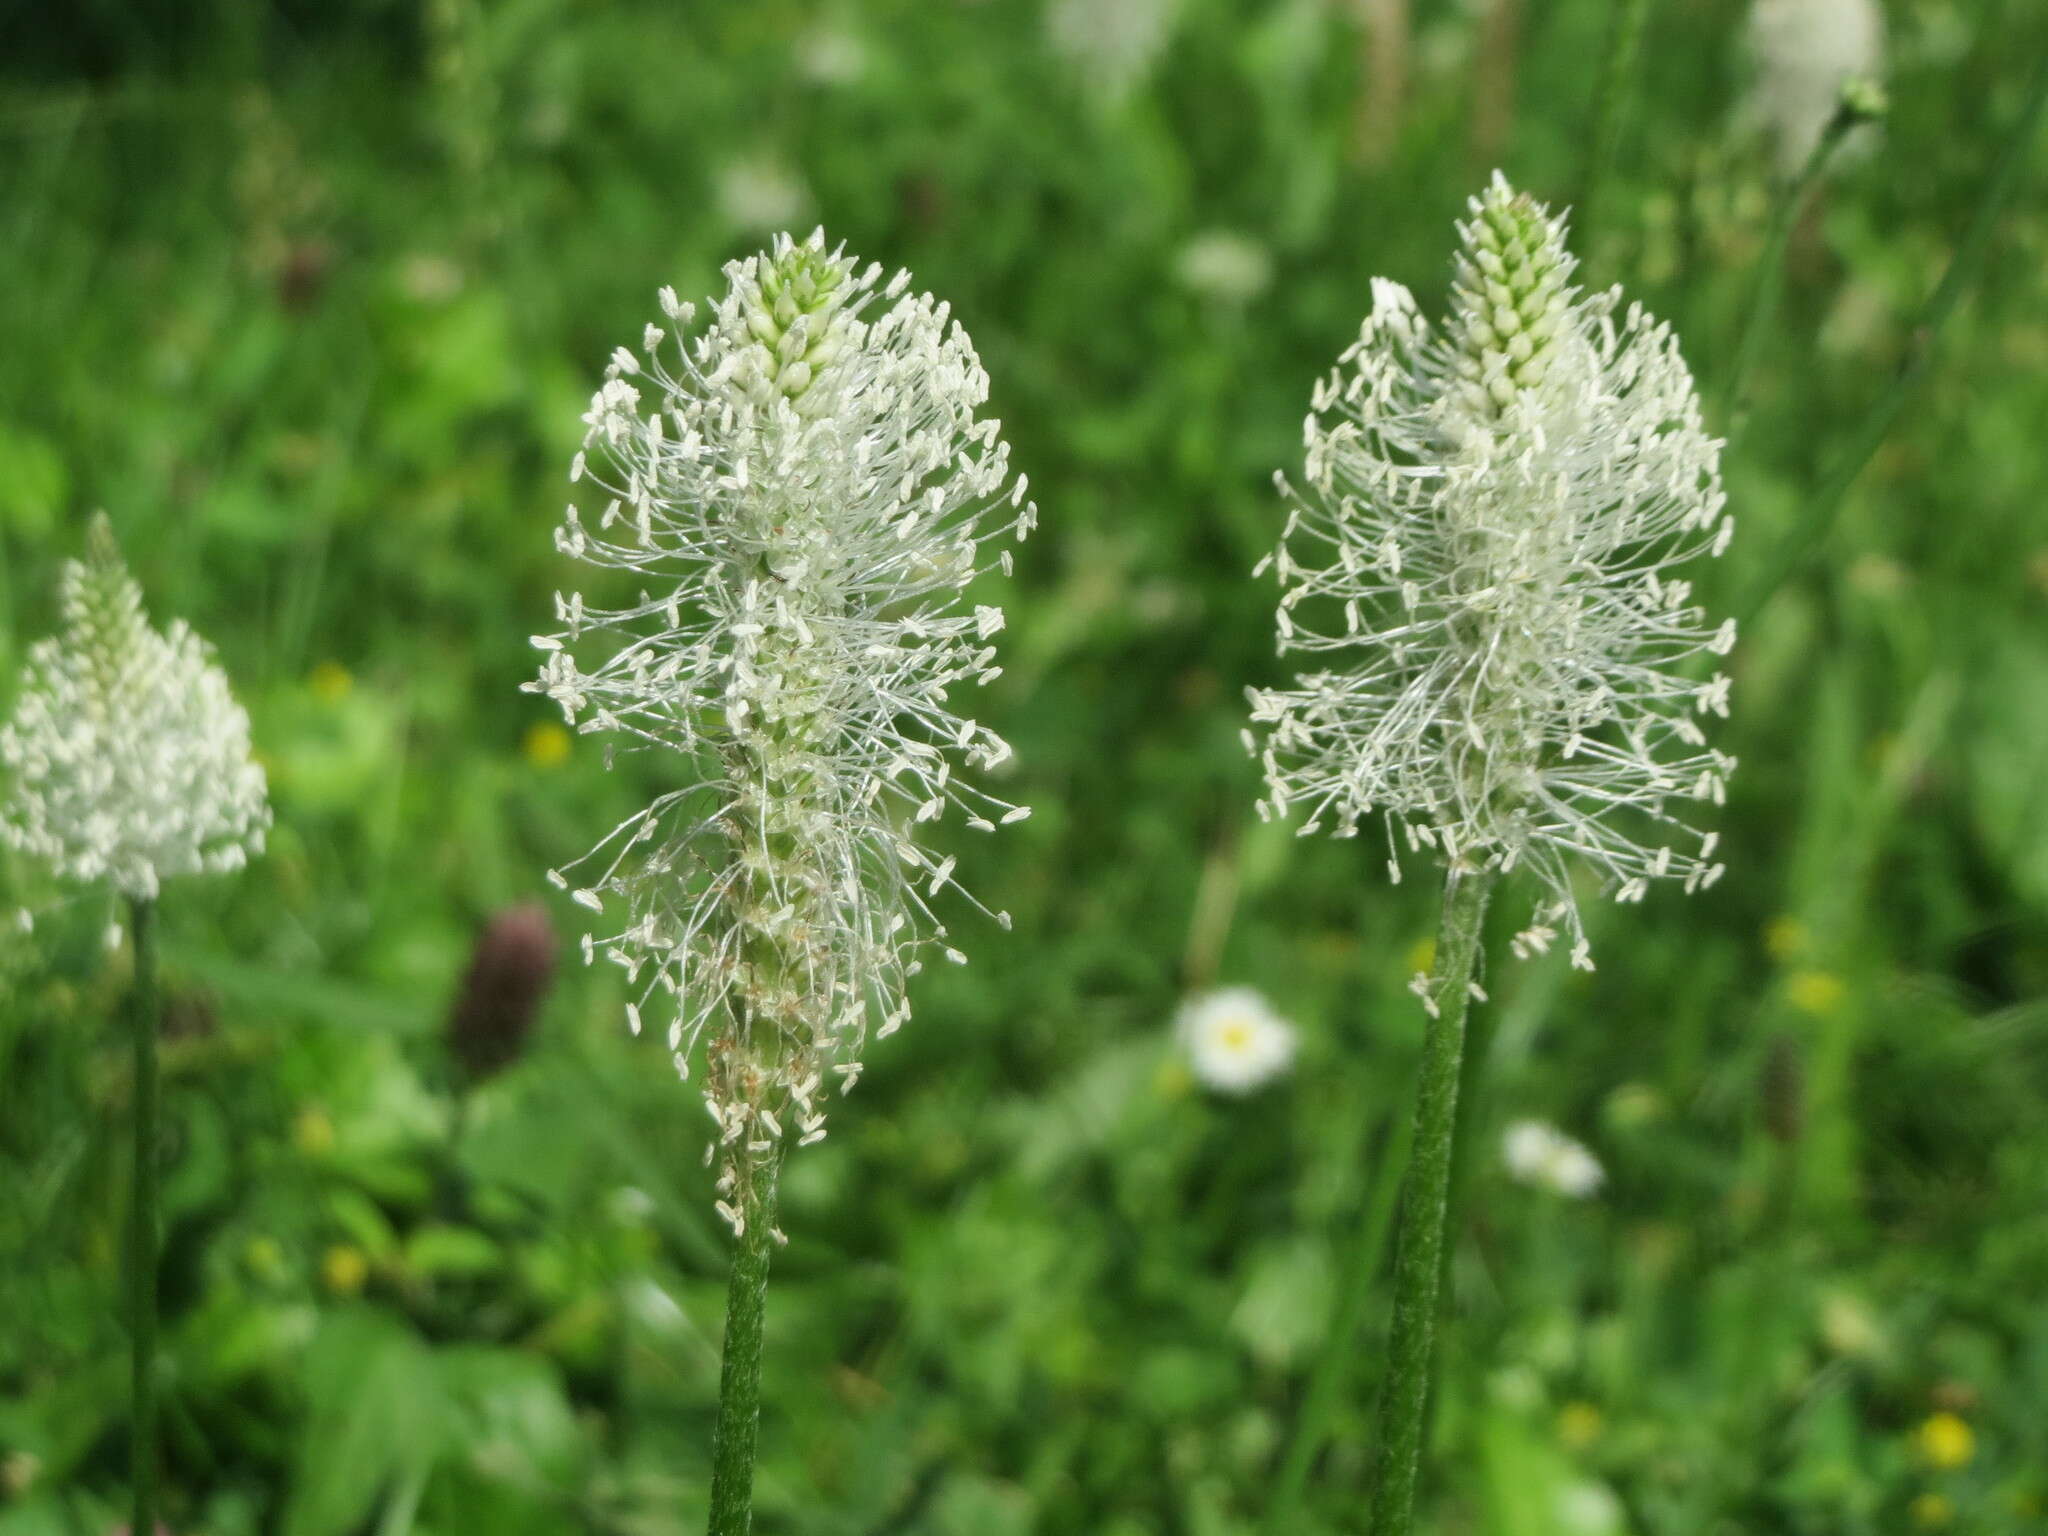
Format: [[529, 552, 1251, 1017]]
[[1351, 0, 1411, 169], [1468, 0, 1525, 166], [706, 1150, 782, 1536], [1578, 0, 1652, 241], [128, 895, 161, 1536], [1267, 1102, 1416, 1529], [1718, 98, 1866, 447], [1366, 870, 1492, 1536], [1741, 52, 2048, 622]]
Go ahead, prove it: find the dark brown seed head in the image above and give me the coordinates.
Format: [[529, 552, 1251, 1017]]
[[447, 903, 558, 1084]]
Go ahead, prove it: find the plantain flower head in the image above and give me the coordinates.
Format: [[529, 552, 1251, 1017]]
[[1, 516, 269, 901], [528, 230, 1035, 1229], [1247, 175, 1734, 969]]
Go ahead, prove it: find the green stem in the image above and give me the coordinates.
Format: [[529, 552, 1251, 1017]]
[[1741, 52, 2048, 623], [1718, 105, 1860, 448], [1366, 870, 1492, 1536], [706, 1151, 781, 1536], [128, 895, 160, 1536], [1578, 0, 1652, 242]]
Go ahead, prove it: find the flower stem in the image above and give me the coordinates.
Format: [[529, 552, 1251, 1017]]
[[127, 894, 161, 1536], [1740, 50, 2048, 623], [706, 1151, 781, 1536], [1718, 103, 1860, 449], [1366, 869, 1491, 1536]]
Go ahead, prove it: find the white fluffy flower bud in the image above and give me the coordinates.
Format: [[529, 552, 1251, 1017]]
[[1248, 175, 1734, 967], [1, 515, 270, 900]]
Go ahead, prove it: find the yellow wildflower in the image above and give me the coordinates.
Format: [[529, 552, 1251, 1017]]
[[1909, 1493, 1953, 1528], [522, 720, 571, 769], [321, 1244, 368, 1296], [309, 661, 353, 704], [1556, 1400, 1603, 1450], [293, 1105, 334, 1156], [1787, 970, 1846, 1017], [1916, 1411, 1974, 1471], [1764, 915, 1808, 960], [1153, 1056, 1195, 1101]]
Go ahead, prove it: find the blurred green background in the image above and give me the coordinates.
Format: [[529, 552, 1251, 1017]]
[[3, 1, 2046, 1532]]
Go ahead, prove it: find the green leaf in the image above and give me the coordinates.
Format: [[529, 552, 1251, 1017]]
[[325, 1186, 400, 1259], [0, 422, 67, 539], [1227, 1236, 1334, 1371], [1966, 634, 2048, 907], [285, 1309, 450, 1536], [403, 1223, 502, 1279]]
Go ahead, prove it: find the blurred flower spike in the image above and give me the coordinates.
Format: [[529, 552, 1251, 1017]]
[[1176, 987, 1297, 1094], [1748, 0, 1886, 176], [1, 514, 270, 899], [1248, 174, 1734, 969], [528, 230, 1035, 1230]]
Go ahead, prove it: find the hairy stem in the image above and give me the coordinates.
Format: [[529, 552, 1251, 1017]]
[[1366, 870, 1492, 1536], [1741, 51, 2048, 622], [706, 1151, 781, 1536], [128, 895, 161, 1536]]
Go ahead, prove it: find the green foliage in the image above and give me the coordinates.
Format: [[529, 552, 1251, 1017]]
[[4, 0, 2048, 1532]]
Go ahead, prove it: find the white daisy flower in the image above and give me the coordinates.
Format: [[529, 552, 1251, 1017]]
[[1502, 1119, 1604, 1198], [1175, 230, 1274, 307], [1177, 987, 1298, 1094]]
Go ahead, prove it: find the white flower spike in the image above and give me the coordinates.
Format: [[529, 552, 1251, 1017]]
[[1, 515, 270, 900], [1177, 987, 1298, 1095], [1248, 174, 1734, 968], [529, 231, 1036, 1222]]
